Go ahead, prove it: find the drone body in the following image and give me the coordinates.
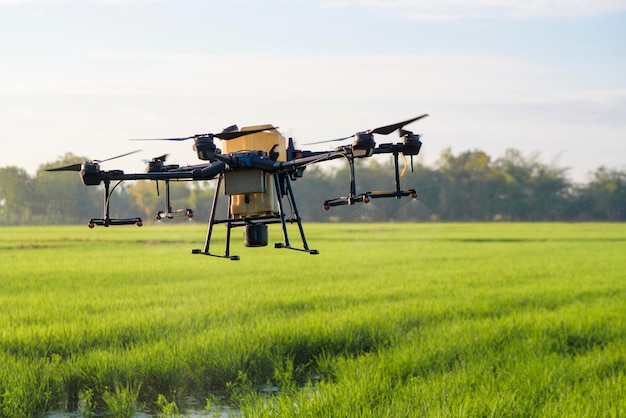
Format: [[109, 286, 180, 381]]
[[222, 125, 286, 219], [47, 115, 428, 260]]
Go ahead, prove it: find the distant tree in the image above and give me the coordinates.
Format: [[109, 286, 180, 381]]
[[292, 165, 341, 221], [34, 153, 102, 224], [1, 148, 624, 224], [124, 180, 162, 220], [0, 166, 35, 224], [494, 149, 570, 221], [435, 148, 508, 220], [573, 167, 626, 220], [395, 163, 441, 221], [123, 179, 213, 223], [184, 180, 220, 221]]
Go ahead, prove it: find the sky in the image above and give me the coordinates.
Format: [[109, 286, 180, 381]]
[[1, 0, 625, 183]]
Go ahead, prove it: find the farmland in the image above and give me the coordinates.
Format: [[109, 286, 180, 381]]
[[1, 223, 625, 416]]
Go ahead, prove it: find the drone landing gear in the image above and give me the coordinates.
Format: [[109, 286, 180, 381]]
[[271, 172, 319, 255], [155, 179, 194, 221], [89, 217, 143, 228], [274, 242, 320, 254], [191, 248, 241, 261], [323, 189, 417, 209], [323, 147, 417, 210], [156, 209, 193, 220], [192, 173, 318, 260], [88, 179, 143, 228]]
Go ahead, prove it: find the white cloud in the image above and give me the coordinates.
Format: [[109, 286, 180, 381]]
[[5, 0, 624, 19], [320, 0, 626, 20], [5, 50, 624, 131], [0, 51, 564, 99], [0, 0, 55, 4]]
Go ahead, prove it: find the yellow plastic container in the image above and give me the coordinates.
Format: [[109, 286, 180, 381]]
[[230, 178, 279, 217], [221, 124, 287, 162], [221, 124, 285, 217]]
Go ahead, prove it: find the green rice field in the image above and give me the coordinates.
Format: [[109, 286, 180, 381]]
[[1, 222, 625, 417]]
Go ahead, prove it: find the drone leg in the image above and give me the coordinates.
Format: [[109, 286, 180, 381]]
[[273, 174, 319, 255], [348, 156, 357, 204], [273, 174, 292, 249], [225, 223, 233, 258], [165, 179, 173, 214], [224, 198, 234, 258], [193, 175, 239, 260], [103, 180, 111, 227], [223, 197, 241, 260], [199, 175, 221, 254], [393, 150, 402, 197], [286, 175, 317, 253]]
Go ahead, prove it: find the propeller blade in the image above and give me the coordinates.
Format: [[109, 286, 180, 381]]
[[130, 126, 278, 142], [46, 163, 82, 172], [143, 154, 169, 164], [215, 126, 278, 140], [95, 149, 143, 163], [45, 150, 142, 172], [369, 114, 429, 135], [130, 136, 193, 141], [303, 135, 353, 146], [302, 114, 429, 146]]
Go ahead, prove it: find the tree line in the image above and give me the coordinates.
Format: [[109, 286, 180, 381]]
[[1, 148, 624, 226]]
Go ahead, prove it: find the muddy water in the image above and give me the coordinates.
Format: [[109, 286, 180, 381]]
[[46, 407, 237, 417]]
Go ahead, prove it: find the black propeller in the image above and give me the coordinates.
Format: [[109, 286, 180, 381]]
[[304, 114, 429, 145], [148, 154, 169, 162], [145, 154, 181, 172], [369, 114, 428, 135], [45, 150, 142, 172], [130, 126, 278, 142]]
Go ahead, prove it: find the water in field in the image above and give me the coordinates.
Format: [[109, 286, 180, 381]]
[[45, 397, 238, 417], [46, 407, 237, 417]]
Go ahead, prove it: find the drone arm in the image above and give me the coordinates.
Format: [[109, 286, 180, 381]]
[[273, 150, 347, 172], [107, 171, 194, 181], [192, 161, 227, 180], [372, 143, 417, 156], [104, 161, 226, 182], [209, 150, 346, 174]]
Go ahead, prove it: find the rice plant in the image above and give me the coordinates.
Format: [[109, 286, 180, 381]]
[[0, 223, 624, 416]]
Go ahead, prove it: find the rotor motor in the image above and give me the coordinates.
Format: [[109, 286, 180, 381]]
[[79, 162, 103, 186], [193, 136, 218, 161]]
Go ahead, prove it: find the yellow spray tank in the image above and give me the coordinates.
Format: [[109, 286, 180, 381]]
[[221, 124, 287, 220]]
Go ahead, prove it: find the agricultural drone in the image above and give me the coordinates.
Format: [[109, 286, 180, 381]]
[[47, 114, 429, 260]]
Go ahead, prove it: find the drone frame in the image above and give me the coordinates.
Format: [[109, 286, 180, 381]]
[[46, 115, 428, 260], [193, 170, 318, 260]]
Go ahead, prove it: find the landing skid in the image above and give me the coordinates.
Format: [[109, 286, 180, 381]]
[[323, 148, 417, 210], [274, 242, 320, 254], [324, 189, 417, 209], [87, 179, 143, 228], [194, 173, 318, 260], [191, 249, 240, 261], [89, 217, 143, 228]]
